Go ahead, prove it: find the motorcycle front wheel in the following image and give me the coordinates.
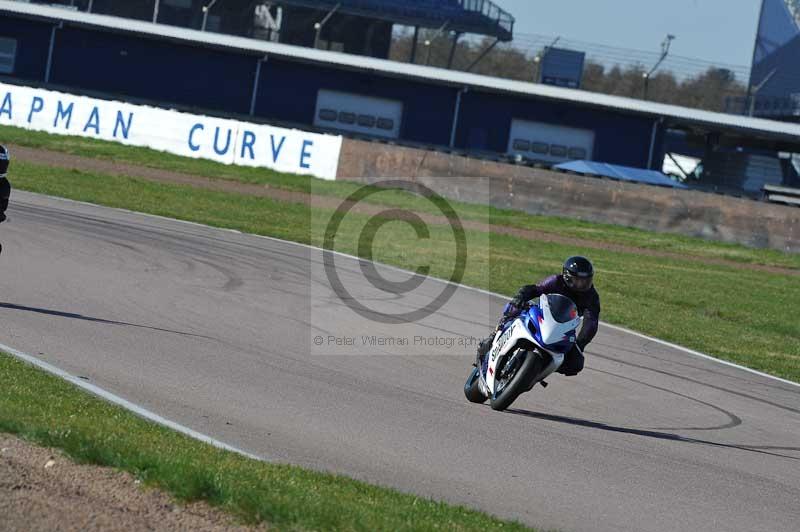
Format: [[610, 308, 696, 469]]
[[490, 350, 541, 411], [464, 367, 488, 404]]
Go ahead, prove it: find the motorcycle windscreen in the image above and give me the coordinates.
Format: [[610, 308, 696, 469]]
[[545, 294, 578, 323]]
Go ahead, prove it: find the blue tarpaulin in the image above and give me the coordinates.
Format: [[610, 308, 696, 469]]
[[554, 160, 688, 189]]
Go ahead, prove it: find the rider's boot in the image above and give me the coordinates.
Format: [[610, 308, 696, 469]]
[[474, 314, 511, 367], [474, 326, 500, 367], [474, 335, 492, 367]]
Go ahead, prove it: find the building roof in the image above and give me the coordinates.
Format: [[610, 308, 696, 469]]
[[3, 0, 800, 145]]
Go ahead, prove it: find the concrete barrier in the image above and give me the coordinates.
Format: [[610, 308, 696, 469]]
[[337, 139, 800, 252]]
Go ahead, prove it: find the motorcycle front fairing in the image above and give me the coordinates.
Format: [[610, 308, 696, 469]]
[[481, 294, 581, 396]]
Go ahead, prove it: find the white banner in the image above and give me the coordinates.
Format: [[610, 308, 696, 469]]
[[0, 82, 342, 180]]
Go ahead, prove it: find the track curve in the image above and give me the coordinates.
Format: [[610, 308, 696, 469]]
[[2, 192, 799, 532]]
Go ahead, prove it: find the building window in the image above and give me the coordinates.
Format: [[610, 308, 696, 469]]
[[0, 37, 17, 74], [376, 118, 395, 130], [568, 147, 588, 159], [318, 109, 337, 122], [531, 142, 549, 154], [357, 114, 376, 128], [512, 139, 530, 151], [338, 111, 356, 125], [550, 145, 568, 158]]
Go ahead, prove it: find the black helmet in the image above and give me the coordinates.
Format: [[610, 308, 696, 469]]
[[0, 145, 8, 178], [563, 256, 594, 293]]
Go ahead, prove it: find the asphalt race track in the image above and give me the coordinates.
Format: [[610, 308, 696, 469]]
[[2, 191, 799, 532]]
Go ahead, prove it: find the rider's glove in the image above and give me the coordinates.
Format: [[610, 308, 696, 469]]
[[503, 301, 519, 317], [504, 296, 529, 317], [497, 301, 522, 330]]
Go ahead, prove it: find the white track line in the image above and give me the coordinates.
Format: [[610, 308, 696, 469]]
[[0, 341, 263, 461]]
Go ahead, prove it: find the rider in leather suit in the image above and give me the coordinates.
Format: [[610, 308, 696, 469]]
[[0, 145, 10, 224], [477, 256, 600, 376]]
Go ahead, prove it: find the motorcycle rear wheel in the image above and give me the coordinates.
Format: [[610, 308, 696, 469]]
[[490, 351, 540, 411]]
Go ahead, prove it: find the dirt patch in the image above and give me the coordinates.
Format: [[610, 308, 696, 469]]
[[10, 144, 799, 277], [0, 434, 262, 531]]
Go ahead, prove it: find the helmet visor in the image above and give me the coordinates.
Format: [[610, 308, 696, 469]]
[[569, 276, 593, 292]]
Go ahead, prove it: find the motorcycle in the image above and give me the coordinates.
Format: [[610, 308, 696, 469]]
[[464, 293, 582, 411]]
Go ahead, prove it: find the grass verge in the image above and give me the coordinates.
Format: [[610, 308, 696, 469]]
[[0, 352, 531, 531], [4, 124, 800, 270], [11, 160, 800, 382]]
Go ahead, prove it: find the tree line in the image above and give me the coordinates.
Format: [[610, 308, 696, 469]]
[[389, 32, 748, 113]]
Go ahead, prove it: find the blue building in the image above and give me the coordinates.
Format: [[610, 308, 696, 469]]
[[748, 0, 800, 120], [1, 0, 800, 194]]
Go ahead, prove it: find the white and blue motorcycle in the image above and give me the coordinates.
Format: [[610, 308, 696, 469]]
[[464, 293, 582, 411]]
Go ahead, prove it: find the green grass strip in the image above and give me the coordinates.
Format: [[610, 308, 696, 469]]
[[11, 160, 800, 382], [0, 353, 532, 531], [4, 124, 800, 270]]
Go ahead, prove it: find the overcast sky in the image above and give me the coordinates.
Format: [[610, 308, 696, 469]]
[[492, 0, 763, 66]]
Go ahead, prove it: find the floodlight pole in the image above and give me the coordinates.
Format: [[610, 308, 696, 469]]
[[87, 0, 93, 13], [424, 21, 449, 66], [201, 0, 220, 32], [466, 38, 498, 72], [153, 0, 160, 23], [314, 3, 341, 49], [643, 34, 675, 100], [446, 31, 462, 69], [410, 26, 420, 63], [546, 36, 560, 50]]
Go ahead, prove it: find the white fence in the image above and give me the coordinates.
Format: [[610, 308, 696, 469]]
[[0, 81, 343, 180]]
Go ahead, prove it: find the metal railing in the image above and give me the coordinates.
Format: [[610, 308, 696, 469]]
[[763, 184, 800, 206], [270, 0, 514, 38], [457, 0, 515, 33]]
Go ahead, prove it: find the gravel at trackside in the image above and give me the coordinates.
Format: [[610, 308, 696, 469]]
[[0, 434, 263, 532]]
